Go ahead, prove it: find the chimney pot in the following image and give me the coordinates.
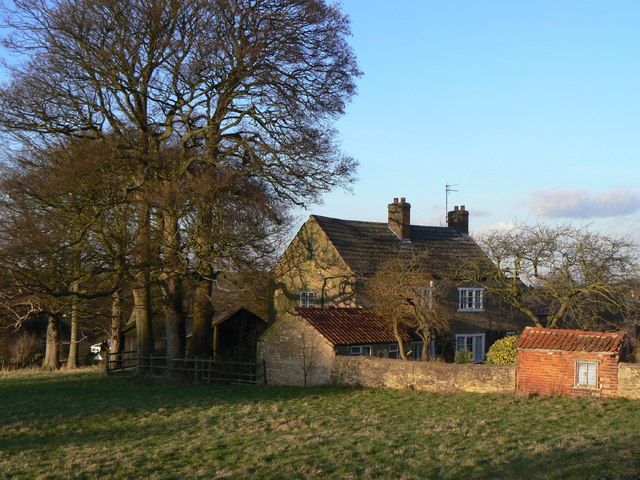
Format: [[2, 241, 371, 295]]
[[388, 197, 411, 240], [393, 197, 398, 203], [400, 197, 406, 203], [447, 205, 469, 235]]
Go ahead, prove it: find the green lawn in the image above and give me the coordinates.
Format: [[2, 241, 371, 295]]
[[1, 369, 639, 479]]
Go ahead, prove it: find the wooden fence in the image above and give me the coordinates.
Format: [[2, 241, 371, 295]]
[[106, 351, 264, 385]]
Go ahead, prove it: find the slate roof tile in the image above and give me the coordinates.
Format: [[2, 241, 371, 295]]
[[311, 215, 490, 278]]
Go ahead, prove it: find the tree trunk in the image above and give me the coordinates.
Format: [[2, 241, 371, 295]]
[[43, 314, 60, 370], [161, 211, 186, 362], [133, 193, 154, 357], [393, 320, 407, 360], [191, 276, 213, 358], [420, 331, 431, 362], [109, 289, 124, 355], [67, 282, 79, 369]]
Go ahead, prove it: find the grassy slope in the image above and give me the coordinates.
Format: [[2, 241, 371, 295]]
[[1, 369, 639, 479]]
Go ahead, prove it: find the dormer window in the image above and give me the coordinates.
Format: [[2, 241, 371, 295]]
[[299, 291, 315, 308], [458, 288, 484, 311]]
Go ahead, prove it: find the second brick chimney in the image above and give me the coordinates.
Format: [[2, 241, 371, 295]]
[[388, 197, 411, 240], [447, 205, 469, 235]]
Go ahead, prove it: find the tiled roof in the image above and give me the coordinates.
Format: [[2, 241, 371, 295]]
[[297, 307, 410, 346], [310, 215, 491, 278], [516, 327, 625, 353]]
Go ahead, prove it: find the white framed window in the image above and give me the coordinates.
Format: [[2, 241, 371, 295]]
[[575, 361, 598, 388], [350, 345, 372, 356], [455, 333, 486, 363], [299, 291, 315, 308], [417, 280, 435, 310], [458, 288, 484, 311], [409, 342, 424, 360], [388, 344, 399, 359]]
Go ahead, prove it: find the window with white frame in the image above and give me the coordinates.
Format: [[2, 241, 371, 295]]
[[455, 333, 486, 363], [458, 288, 484, 311], [575, 361, 598, 388], [388, 344, 399, 359], [350, 345, 372, 356], [417, 280, 435, 310], [299, 291, 315, 308]]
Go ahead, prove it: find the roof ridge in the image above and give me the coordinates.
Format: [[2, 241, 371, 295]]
[[525, 326, 620, 337], [310, 214, 457, 230]]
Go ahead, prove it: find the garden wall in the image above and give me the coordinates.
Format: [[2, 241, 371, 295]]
[[331, 355, 515, 393], [617, 363, 640, 399]]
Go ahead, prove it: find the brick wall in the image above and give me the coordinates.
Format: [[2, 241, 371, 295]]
[[332, 355, 515, 393], [617, 363, 640, 399], [516, 349, 619, 397]]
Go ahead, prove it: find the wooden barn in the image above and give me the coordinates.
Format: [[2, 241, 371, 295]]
[[213, 308, 268, 361]]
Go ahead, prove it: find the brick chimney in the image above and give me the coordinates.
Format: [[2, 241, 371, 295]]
[[447, 205, 469, 235], [388, 197, 411, 240]]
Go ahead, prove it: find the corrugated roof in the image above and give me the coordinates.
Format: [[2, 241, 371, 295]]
[[516, 326, 625, 353], [310, 215, 491, 278], [297, 307, 410, 346]]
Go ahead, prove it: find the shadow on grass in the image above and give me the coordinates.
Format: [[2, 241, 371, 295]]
[[0, 369, 353, 419], [2, 370, 640, 479]]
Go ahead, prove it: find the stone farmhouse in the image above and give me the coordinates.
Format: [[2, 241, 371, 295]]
[[259, 198, 531, 384]]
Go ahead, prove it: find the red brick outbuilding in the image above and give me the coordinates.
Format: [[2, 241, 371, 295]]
[[515, 327, 627, 397]]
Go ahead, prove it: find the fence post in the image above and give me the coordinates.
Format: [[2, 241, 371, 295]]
[[263, 359, 267, 386], [100, 342, 109, 375]]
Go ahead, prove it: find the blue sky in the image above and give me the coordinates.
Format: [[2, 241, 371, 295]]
[[305, 0, 640, 238], [2, 1, 639, 238]]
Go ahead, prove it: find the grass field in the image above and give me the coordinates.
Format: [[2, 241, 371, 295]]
[[1, 369, 640, 479]]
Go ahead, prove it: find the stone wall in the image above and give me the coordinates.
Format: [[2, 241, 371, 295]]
[[272, 218, 358, 321], [617, 363, 640, 399], [516, 350, 619, 397], [331, 355, 515, 393], [257, 312, 336, 386]]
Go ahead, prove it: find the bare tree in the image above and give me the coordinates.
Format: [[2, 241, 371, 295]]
[[1, 0, 360, 361], [300, 332, 319, 386], [465, 223, 640, 329], [364, 251, 450, 361]]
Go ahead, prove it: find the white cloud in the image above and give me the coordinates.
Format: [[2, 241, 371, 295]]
[[530, 187, 640, 219], [472, 208, 492, 218], [470, 221, 517, 237]]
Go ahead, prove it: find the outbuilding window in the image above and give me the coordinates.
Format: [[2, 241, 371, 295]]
[[458, 288, 484, 311], [350, 345, 372, 356], [575, 361, 598, 388], [299, 291, 315, 308]]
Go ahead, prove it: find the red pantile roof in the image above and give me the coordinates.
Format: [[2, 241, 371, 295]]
[[516, 327, 625, 353], [296, 308, 409, 346]]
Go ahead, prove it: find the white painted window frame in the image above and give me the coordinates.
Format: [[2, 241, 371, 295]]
[[350, 345, 372, 356], [455, 333, 486, 363], [299, 291, 315, 308], [575, 361, 599, 388], [458, 287, 485, 312]]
